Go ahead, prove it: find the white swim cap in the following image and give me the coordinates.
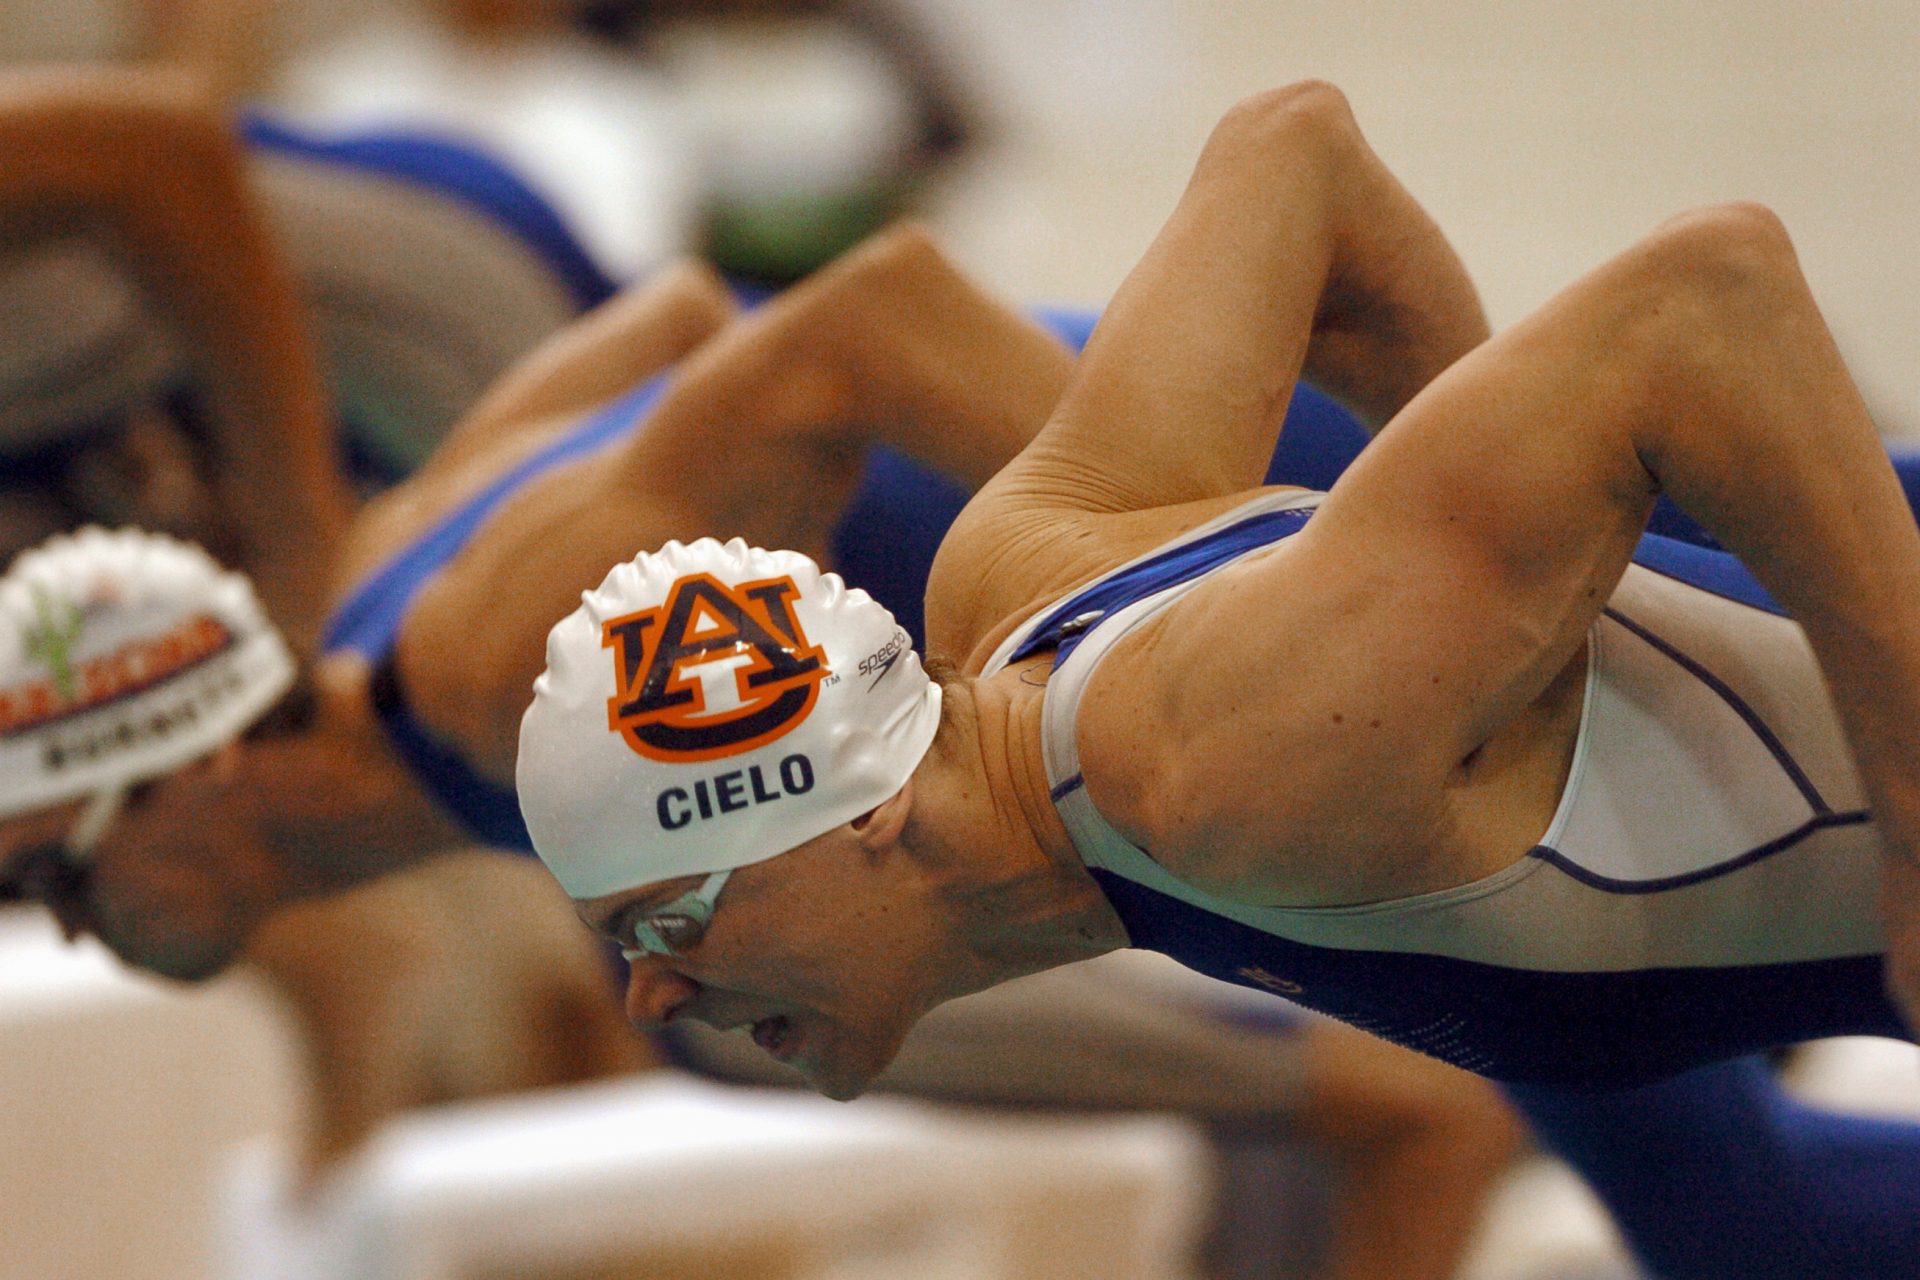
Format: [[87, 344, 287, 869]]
[[0, 528, 295, 821], [517, 538, 942, 900]]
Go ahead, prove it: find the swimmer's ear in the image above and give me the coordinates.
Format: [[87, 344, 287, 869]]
[[850, 778, 914, 851]]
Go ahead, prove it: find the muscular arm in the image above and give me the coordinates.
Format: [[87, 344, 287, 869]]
[[929, 84, 1485, 660], [627, 223, 1077, 500], [1062, 85, 1920, 997], [0, 68, 350, 645], [1026, 81, 1484, 514]]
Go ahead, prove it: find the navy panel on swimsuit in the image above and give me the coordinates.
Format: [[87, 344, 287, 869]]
[[1094, 869, 1899, 1087]]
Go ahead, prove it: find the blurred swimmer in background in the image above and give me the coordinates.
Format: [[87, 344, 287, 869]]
[[0, 69, 1516, 1278]]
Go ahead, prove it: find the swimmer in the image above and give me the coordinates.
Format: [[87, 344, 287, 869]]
[[0, 66, 607, 569], [0, 71, 687, 1187], [0, 159, 1519, 1277], [526, 75, 1919, 1096], [517, 81, 1920, 1277]]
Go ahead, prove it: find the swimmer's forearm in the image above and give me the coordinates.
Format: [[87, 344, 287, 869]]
[[425, 260, 738, 474], [1297, 110, 1489, 430], [157, 139, 348, 648], [0, 69, 349, 643], [779, 224, 1077, 487]]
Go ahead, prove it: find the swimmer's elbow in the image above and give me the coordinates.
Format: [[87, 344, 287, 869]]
[[1224, 80, 1356, 134], [825, 220, 962, 304], [653, 258, 737, 327], [1203, 80, 1361, 174], [631, 259, 739, 357], [849, 220, 946, 272]]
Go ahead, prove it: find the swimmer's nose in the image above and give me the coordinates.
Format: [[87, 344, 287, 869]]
[[625, 957, 699, 1030]]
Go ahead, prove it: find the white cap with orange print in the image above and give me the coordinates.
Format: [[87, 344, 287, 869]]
[[0, 527, 295, 829], [517, 538, 942, 899]]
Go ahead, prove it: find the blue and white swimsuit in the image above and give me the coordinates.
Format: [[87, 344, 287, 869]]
[[985, 488, 1904, 1088], [324, 362, 1920, 1273]]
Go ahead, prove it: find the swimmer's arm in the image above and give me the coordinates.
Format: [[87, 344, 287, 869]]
[[817, 225, 1079, 487], [995, 82, 1483, 519], [629, 223, 1076, 496], [0, 68, 349, 645], [927, 83, 1481, 662], [1125, 200, 1920, 928], [410, 260, 740, 480], [1291, 129, 1488, 434]]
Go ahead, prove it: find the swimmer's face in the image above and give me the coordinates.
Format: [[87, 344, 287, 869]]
[[0, 749, 284, 981], [582, 820, 944, 1101]]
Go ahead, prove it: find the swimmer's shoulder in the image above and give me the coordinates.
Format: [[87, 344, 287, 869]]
[[940, 484, 1312, 673], [1051, 482, 1461, 906]]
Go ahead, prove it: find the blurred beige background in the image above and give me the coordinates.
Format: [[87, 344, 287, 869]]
[[904, 0, 1920, 434], [12, 0, 1915, 425]]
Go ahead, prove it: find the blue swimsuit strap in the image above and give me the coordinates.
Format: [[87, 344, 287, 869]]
[[1007, 507, 1318, 668], [323, 377, 669, 660]]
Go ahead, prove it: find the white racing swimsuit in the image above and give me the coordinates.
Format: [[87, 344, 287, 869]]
[[983, 490, 1904, 1087]]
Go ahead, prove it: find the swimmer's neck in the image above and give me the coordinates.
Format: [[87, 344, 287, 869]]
[[906, 664, 1128, 999]]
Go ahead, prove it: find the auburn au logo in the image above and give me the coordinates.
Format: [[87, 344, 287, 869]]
[[604, 572, 830, 762]]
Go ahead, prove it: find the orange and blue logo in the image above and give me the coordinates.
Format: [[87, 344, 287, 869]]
[[0, 608, 233, 738], [603, 572, 829, 763]]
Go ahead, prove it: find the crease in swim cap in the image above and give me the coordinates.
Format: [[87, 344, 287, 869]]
[[517, 538, 942, 899], [0, 527, 295, 821]]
